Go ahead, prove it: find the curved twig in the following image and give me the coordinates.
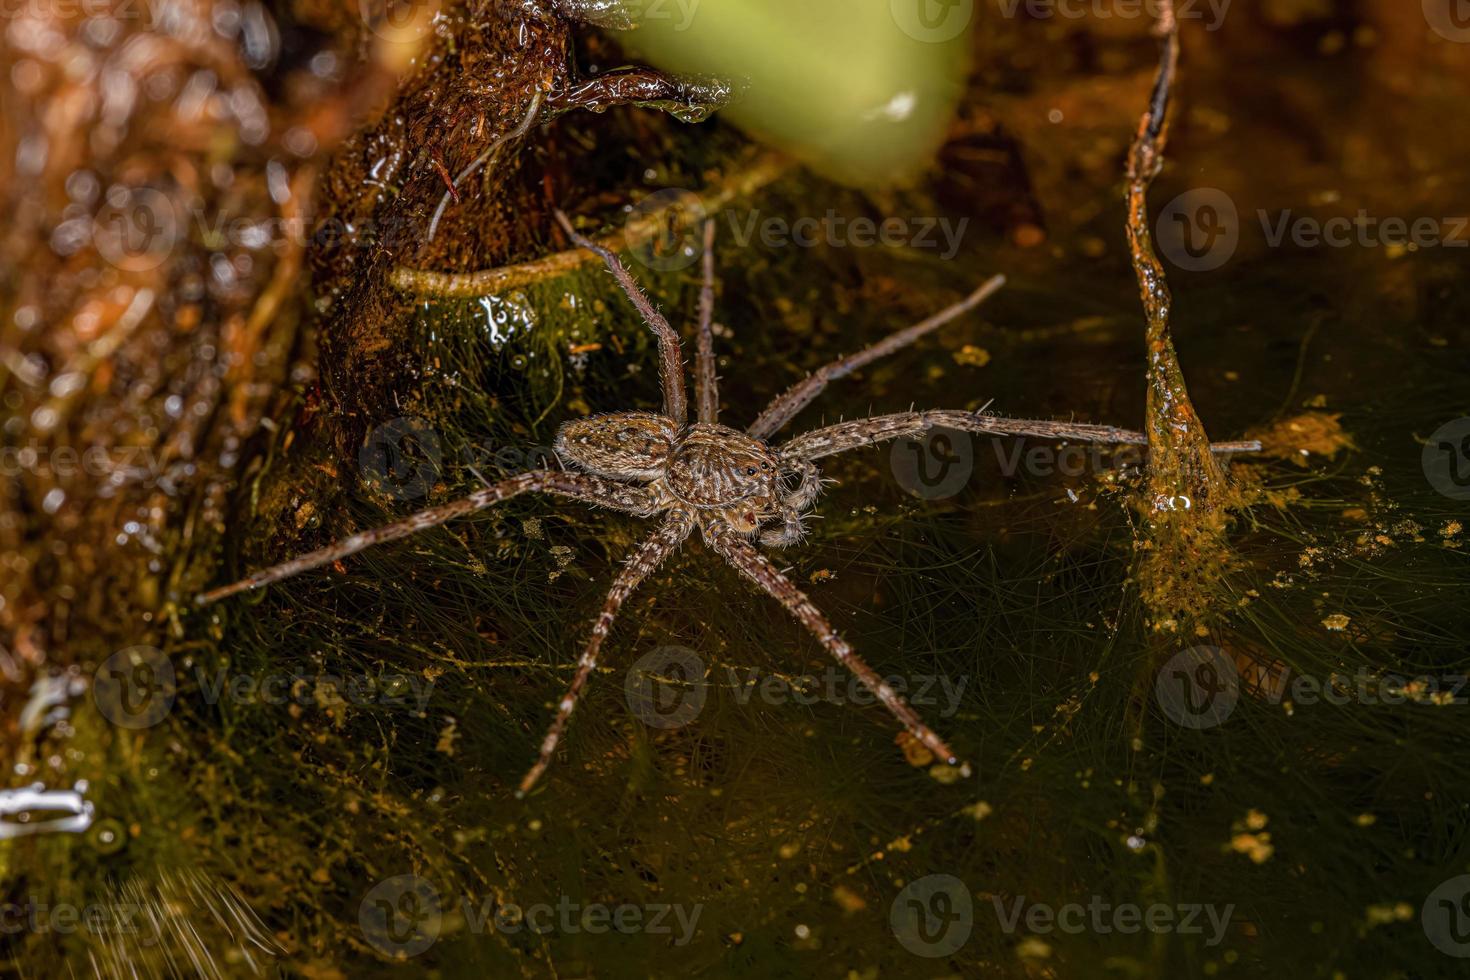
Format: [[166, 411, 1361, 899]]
[[391, 151, 790, 297]]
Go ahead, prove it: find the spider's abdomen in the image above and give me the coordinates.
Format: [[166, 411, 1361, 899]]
[[557, 412, 678, 480], [666, 424, 782, 518]]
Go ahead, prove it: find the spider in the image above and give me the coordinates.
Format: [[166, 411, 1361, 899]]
[[198, 211, 1260, 795]]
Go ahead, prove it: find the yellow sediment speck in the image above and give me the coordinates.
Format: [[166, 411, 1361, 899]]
[[965, 801, 993, 820], [1231, 832, 1274, 864], [954, 345, 991, 368], [1017, 937, 1053, 960], [929, 763, 965, 784], [832, 885, 866, 913]]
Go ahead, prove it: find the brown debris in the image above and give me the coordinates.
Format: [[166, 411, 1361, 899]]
[[1249, 411, 1357, 465]]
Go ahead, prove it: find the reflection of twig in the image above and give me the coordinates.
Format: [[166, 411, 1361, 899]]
[[1124, 0, 1227, 506], [391, 152, 791, 298]]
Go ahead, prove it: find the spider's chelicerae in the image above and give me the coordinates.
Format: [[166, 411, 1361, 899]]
[[199, 211, 1260, 795]]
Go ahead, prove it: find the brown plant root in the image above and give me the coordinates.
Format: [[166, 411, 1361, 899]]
[[389, 151, 791, 297], [1124, 1, 1250, 632]]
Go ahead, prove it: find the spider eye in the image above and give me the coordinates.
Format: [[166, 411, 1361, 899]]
[[745, 467, 758, 476]]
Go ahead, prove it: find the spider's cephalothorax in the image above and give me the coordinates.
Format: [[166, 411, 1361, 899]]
[[559, 415, 789, 536], [198, 211, 1260, 796]]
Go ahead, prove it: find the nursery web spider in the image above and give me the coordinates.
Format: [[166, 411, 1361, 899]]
[[200, 212, 1260, 795]]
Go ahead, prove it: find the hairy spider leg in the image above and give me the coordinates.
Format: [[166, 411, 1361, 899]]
[[778, 410, 1261, 464], [554, 209, 688, 424], [195, 472, 656, 605], [705, 525, 961, 767], [517, 512, 696, 796], [746, 274, 1008, 440], [695, 219, 720, 424]]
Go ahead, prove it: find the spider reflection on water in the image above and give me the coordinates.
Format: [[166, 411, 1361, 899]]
[[199, 212, 1259, 795]]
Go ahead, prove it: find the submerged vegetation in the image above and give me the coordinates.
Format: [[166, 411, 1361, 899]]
[[2, 0, 1469, 976]]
